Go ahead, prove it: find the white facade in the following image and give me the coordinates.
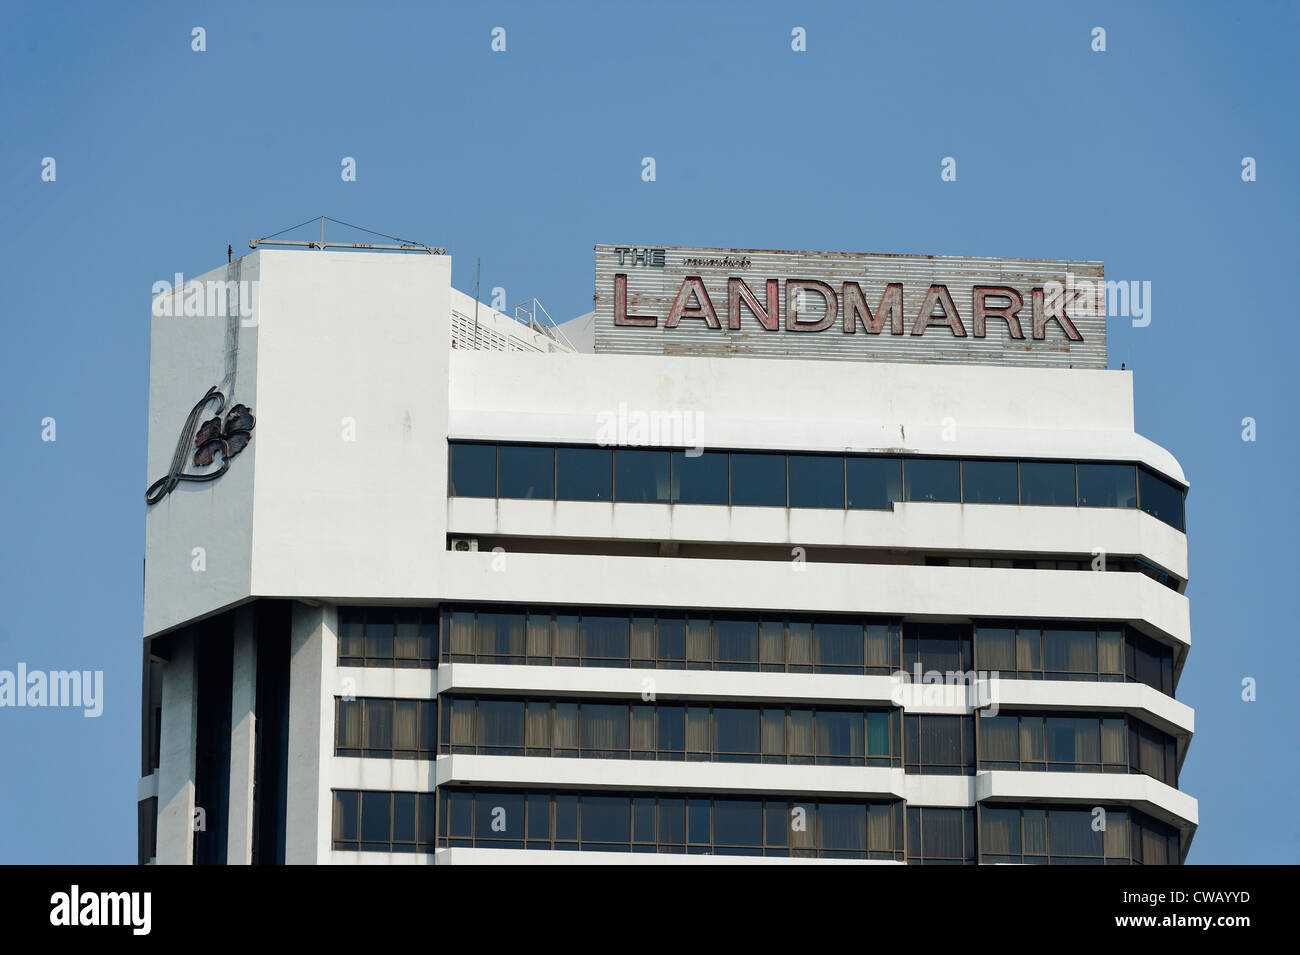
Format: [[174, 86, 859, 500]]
[[138, 249, 1195, 865]]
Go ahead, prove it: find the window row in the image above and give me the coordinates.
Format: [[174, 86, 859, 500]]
[[334, 697, 1179, 787], [980, 713, 1178, 785], [329, 790, 1181, 863], [975, 623, 1175, 695], [448, 441, 1187, 531], [337, 607, 437, 668], [979, 804, 1181, 865], [443, 607, 902, 674], [432, 607, 1178, 696], [333, 606, 1178, 699], [436, 789, 905, 859], [438, 697, 900, 766], [335, 698, 437, 759], [927, 554, 1181, 591], [331, 790, 436, 853]]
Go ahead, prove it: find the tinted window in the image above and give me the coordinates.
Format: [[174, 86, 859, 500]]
[[1077, 463, 1137, 508], [904, 626, 972, 672], [449, 443, 495, 497], [846, 457, 902, 509], [1138, 468, 1185, 531], [730, 452, 786, 506], [581, 795, 630, 846], [671, 450, 728, 505], [976, 626, 1015, 671], [476, 792, 524, 842], [1044, 628, 1097, 676], [788, 454, 844, 508], [581, 614, 629, 664], [477, 699, 525, 753], [497, 445, 554, 499], [814, 622, 864, 671], [713, 617, 759, 667], [961, 460, 1017, 504], [713, 799, 763, 847], [614, 449, 670, 503], [714, 708, 760, 760], [904, 458, 960, 503], [557, 447, 612, 501], [1019, 462, 1076, 506]]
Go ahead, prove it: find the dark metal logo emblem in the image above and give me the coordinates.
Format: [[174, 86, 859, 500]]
[[145, 386, 256, 505]]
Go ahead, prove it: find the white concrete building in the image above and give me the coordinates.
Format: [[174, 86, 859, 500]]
[[138, 246, 1195, 864]]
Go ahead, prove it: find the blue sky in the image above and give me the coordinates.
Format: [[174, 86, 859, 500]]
[[1, 0, 1295, 863]]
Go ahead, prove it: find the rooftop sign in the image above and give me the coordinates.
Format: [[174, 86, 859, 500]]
[[593, 244, 1106, 368]]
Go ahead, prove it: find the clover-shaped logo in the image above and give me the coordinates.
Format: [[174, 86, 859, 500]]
[[145, 387, 256, 504], [193, 404, 256, 467]]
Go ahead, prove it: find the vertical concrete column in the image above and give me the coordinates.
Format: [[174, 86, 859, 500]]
[[226, 605, 257, 864], [155, 630, 198, 865], [285, 602, 335, 864]]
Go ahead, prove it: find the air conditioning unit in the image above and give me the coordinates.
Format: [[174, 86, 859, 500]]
[[450, 537, 479, 552]]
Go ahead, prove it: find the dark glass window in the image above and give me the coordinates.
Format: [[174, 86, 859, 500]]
[[1019, 462, 1076, 506], [671, 450, 729, 505], [1044, 627, 1097, 678], [788, 454, 844, 509], [434, 789, 902, 858], [904, 458, 960, 503], [1077, 463, 1137, 508], [450, 442, 1185, 532], [475, 791, 526, 846], [581, 614, 630, 665], [476, 611, 526, 664], [904, 714, 974, 775], [980, 622, 1177, 695], [903, 625, 973, 673], [497, 445, 554, 500], [815, 710, 865, 764], [714, 799, 764, 850], [1127, 631, 1175, 695], [730, 452, 786, 506], [448, 442, 495, 497], [476, 699, 526, 755], [906, 807, 975, 864], [360, 791, 392, 850], [975, 626, 1015, 672], [814, 622, 864, 672], [846, 457, 902, 509], [581, 795, 630, 848], [335, 697, 436, 759], [713, 708, 761, 762], [713, 616, 759, 669], [556, 447, 612, 501], [614, 449, 671, 503], [1139, 467, 1185, 531], [442, 695, 896, 767], [334, 790, 359, 844], [978, 712, 1169, 781], [339, 607, 437, 668], [961, 460, 1018, 504]]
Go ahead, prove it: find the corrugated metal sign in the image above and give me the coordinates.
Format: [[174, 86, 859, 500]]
[[593, 244, 1106, 368]]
